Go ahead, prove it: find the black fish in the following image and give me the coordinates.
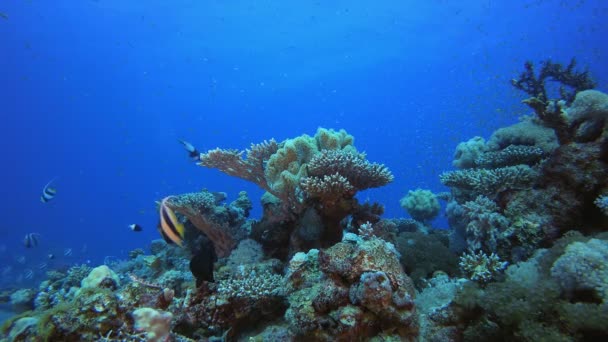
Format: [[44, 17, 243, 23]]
[[189, 236, 216, 287], [129, 223, 143, 232]]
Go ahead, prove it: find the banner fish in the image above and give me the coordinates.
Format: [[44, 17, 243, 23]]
[[158, 196, 185, 246], [40, 178, 57, 203], [23, 233, 40, 248]]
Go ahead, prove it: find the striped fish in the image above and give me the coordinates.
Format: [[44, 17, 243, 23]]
[[40, 178, 57, 203], [158, 196, 185, 246], [23, 233, 40, 248], [24, 269, 34, 280]]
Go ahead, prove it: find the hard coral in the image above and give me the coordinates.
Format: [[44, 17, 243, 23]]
[[304, 149, 393, 191], [167, 190, 251, 258], [459, 249, 507, 283], [511, 59, 597, 145], [285, 236, 418, 341], [511, 58, 595, 104], [203, 128, 393, 259], [440, 165, 539, 198]]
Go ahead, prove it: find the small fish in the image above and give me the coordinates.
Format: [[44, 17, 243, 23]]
[[129, 223, 143, 232], [24, 269, 33, 279], [178, 139, 200, 162], [23, 233, 40, 248], [24, 271, 34, 280], [63, 248, 73, 257], [0, 12, 8, 20], [38, 262, 48, 270], [40, 178, 57, 203], [158, 196, 185, 246], [47, 253, 55, 260]]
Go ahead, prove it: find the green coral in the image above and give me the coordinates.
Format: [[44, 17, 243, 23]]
[[399, 189, 440, 222], [453, 136, 488, 169], [265, 128, 357, 199]]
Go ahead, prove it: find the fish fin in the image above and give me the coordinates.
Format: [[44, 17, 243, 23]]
[[43, 177, 59, 190]]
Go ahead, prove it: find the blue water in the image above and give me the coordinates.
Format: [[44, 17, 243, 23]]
[[1, 0, 606, 287]]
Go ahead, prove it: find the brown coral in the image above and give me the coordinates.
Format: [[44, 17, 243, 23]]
[[305, 149, 394, 190]]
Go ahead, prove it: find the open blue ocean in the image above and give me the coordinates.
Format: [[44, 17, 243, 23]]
[[1, 1, 607, 340]]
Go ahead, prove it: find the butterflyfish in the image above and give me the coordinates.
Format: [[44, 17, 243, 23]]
[[158, 196, 185, 246]]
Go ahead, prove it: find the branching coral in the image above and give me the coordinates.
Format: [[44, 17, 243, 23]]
[[511, 59, 595, 105], [439, 165, 538, 197], [474, 145, 545, 169], [216, 266, 285, 300], [166, 192, 245, 258], [511, 59, 596, 145], [461, 195, 510, 253], [459, 249, 507, 283], [304, 149, 393, 190], [199, 139, 279, 194], [300, 173, 355, 206]]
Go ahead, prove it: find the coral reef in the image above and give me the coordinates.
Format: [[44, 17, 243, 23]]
[[442, 88, 608, 263], [422, 69, 608, 340], [200, 127, 393, 259], [429, 232, 608, 341], [3, 80, 608, 341]]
